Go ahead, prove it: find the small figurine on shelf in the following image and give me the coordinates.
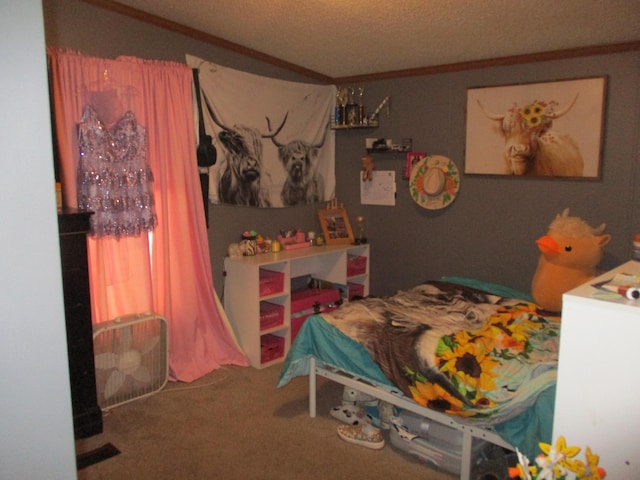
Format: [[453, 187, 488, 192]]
[[361, 153, 375, 181], [240, 230, 258, 256], [255, 234, 271, 254], [228, 230, 273, 256]]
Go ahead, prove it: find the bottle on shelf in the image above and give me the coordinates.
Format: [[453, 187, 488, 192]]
[[355, 216, 367, 245]]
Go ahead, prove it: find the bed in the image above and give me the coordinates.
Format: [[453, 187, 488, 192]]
[[277, 277, 560, 480]]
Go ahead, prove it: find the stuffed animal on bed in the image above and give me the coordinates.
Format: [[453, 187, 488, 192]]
[[531, 208, 611, 313]]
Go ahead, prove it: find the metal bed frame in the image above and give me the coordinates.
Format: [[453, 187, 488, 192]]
[[308, 357, 514, 480]]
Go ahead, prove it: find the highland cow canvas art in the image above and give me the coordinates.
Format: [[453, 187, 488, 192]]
[[465, 77, 606, 178]]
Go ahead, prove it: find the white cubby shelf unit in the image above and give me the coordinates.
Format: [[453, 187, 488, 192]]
[[223, 244, 370, 368]]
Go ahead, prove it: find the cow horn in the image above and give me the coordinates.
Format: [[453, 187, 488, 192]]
[[201, 89, 230, 131], [263, 113, 288, 139], [267, 119, 285, 148], [546, 93, 579, 119], [592, 223, 607, 235], [477, 100, 504, 120], [269, 121, 330, 149]]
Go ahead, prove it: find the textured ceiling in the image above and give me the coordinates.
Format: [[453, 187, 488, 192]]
[[112, 0, 640, 80]]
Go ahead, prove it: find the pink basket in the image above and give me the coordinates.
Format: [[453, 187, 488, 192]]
[[348, 282, 365, 301], [260, 334, 284, 363], [259, 269, 284, 297], [347, 255, 367, 277], [291, 288, 341, 315], [260, 301, 284, 331]]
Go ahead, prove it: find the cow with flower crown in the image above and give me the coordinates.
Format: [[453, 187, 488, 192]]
[[478, 95, 584, 176]]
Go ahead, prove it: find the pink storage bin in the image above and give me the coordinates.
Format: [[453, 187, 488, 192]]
[[259, 268, 284, 296], [260, 334, 284, 363], [290, 288, 341, 315], [348, 282, 365, 301], [260, 301, 284, 331], [347, 255, 367, 277]]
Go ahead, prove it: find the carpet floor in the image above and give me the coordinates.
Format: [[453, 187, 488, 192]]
[[75, 363, 457, 479]]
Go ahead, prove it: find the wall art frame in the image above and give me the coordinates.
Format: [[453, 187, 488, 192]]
[[317, 207, 354, 245], [465, 77, 607, 179]]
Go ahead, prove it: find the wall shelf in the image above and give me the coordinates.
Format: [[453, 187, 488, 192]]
[[366, 148, 411, 154], [331, 122, 379, 130]]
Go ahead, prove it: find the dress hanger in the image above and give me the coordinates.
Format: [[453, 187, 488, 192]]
[[82, 68, 137, 127], [83, 67, 138, 95]]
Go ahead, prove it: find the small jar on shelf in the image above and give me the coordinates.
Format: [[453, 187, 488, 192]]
[[633, 233, 640, 261]]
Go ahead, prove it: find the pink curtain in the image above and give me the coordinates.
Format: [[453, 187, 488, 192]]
[[48, 49, 248, 381]]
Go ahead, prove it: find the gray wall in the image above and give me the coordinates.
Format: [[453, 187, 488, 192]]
[[43, 0, 640, 296], [337, 59, 640, 294]]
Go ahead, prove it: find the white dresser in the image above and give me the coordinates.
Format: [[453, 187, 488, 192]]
[[553, 260, 640, 477]]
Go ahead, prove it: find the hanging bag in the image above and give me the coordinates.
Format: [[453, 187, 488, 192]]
[[193, 68, 217, 167]]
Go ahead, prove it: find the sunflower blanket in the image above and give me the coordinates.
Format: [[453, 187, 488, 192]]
[[277, 278, 560, 457]]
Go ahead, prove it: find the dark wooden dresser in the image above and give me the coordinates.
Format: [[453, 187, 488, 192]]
[[58, 209, 102, 438]]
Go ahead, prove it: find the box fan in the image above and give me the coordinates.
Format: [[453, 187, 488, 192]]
[[93, 312, 169, 410]]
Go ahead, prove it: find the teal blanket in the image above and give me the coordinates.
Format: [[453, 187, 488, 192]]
[[277, 278, 559, 460]]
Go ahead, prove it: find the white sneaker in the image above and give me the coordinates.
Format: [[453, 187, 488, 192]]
[[337, 423, 385, 450], [329, 405, 371, 426]]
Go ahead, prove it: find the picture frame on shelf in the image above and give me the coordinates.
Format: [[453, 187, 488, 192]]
[[318, 206, 354, 245], [465, 76, 606, 178]]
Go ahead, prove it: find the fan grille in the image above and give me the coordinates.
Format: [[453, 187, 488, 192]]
[[93, 313, 169, 410]]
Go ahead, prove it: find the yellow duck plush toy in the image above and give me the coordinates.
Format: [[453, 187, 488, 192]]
[[531, 208, 611, 313]]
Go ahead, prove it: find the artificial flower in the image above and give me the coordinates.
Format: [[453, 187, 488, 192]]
[[539, 436, 581, 463], [583, 447, 607, 480], [509, 449, 535, 479], [520, 101, 546, 129], [510, 436, 605, 480]]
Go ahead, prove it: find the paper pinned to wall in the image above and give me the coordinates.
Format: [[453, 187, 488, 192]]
[[360, 170, 396, 206]]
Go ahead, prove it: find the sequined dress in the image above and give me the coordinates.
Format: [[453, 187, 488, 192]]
[[77, 105, 157, 238]]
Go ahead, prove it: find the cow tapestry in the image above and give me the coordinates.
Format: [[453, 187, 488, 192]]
[[187, 55, 336, 208]]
